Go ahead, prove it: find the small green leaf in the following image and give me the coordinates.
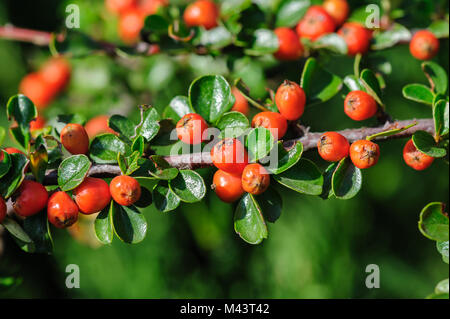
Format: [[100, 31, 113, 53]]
[[0, 150, 11, 179], [360, 69, 384, 107], [313, 33, 348, 55], [216, 111, 250, 138], [153, 182, 181, 212], [428, 20, 449, 38], [134, 187, 153, 208], [94, 201, 114, 245], [169, 170, 206, 203], [255, 187, 282, 223], [117, 151, 141, 176], [321, 162, 339, 199], [1, 216, 33, 243], [275, 0, 310, 28], [166, 96, 194, 122], [434, 279, 449, 295], [266, 141, 303, 174], [195, 26, 233, 50], [433, 100, 449, 138], [90, 133, 131, 164], [366, 122, 417, 141], [135, 106, 160, 142], [418, 202, 448, 242], [331, 157, 362, 200], [246, 127, 275, 161], [437, 241, 449, 264], [57, 155, 92, 191], [412, 131, 447, 158], [422, 61, 448, 95], [0, 153, 29, 199], [0, 127, 5, 145], [245, 29, 279, 56], [402, 84, 434, 105], [29, 144, 48, 184], [131, 136, 145, 156], [344, 75, 365, 91], [234, 193, 268, 245], [144, 156, 179, 180], [6, 94, 37, 128], [22, 210, 53, 254], [274, 159, 323, 195], [112, 203, 147, 244], [371, 23, 411, 50], [108, 115, 136, 142]]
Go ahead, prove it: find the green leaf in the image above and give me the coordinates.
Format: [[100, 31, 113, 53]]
[[134, 186, 153, 208], [108, 115, 136, 142], [94, 201, 114, 245], [22, 210, 53, 254], [344, 75, 365, 91], [117, 151, 141, 176], [313, 33, 348, 55], [112, 203, 147, 244], [153, 182, 181, 212], [300, 57, 343, 106], [434, 279, 449, 295], [371, 23, 411, 50], [0, 127, 5, 145], [144, 156, 179, 180], [0, 150, 11, 179], [428, 20, 449, 38], [169, 170, 206, 203], [422, 61, 448, 95], [52, 114, 87, 135], [246, 127, 275, 161], [57, 155, 91, 191], [433, 100, 449, 138], [321, 161, 339, 199], [216, 111, 250, 138], [418, 202, 448, 242], [234, 193, 268, 245], [30, 144, 48, 184], [131, 136, 145, 156], [221, 0, 252, 17], [437, 241, 449, 264], [274, 159, 323, 195], [245, 29, 279, 56], [360, 69, 384, 107], [331, 157, 362, 200], [6, 94, 37, 128], [195, 26, 233, 50], [255, 187, 282, 223], [275, 0, 310, 28], [266, 141, 303, 174], [402, 84, 434, 105], [189, 75, 233, 123], [366, 122, 417, 141], [135, 107, 160, 142], [166, 96, 194, 122], [1, 216, 33, 243], [0, 153, 29, 199], [90, 133, 131, 164], [8, 126, 28, 150], [144, 14, 169, 34], [412, 131, 447, 158]]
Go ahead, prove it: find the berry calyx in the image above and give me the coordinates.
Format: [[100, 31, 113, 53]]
[[349, 140, 380, 169], [84, 115, 116, 139], [403, 139, 435, 171], [296, 5, 336, 41], [0, 196, 6, 224], [231, 87, 249, 115], [73, 177, 112, 214], [317, 131, 350, 162], [337, 22, 372, 56], [110, 175, 142, 206], [13, 180, 49, 217], [275, 80, 306, 121], [251, 111, 288, 140], [60, 123, 90, 155], [212, 170, 245, 203], [29, 115, 46, 132], [176, 113, 209, 145], [241, 164, 270, 195], [344, 90, 378, 121], [322, 0, 349, 26], [47, 191, 79, 228], [409, 30, 440, 60], [274, 27, 304, 61], [210, 138, 249, 175], [183, 0, 219, 30]]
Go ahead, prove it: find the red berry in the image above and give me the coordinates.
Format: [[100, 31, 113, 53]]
[[73, 177, 112, 214], [39, 57, 71, 93], [210, 138, 249, 175], [409, 30, 440, 60], [403, 139, 435, 171], [176, 113, 209, 145], [105, 0, 136, 14], [13, 180, 49, 217], [296, 5, 336, 41], [317, 132, 350, 162], [84, 115, 116, 139], [275, 80, 306, 121], [338, 22, 372, 56], [251, 111, 288, 140], [212, 169, 245, 203], [241, 163, 270, 195], [110, 175, 142, 206], [29, 115, 46, 132], [274, 27, 304, 61], [231, 87, 249, 115], [47, 191, 79, 228], [19, 73, 56, 109], [349, 140, 380, 169], [60, 123, 90, 155], [0, 196, 6, 224], [323, 0, 349, 26], [3, 147, 25, 155], [139, 0, 168, 15], [344, 90, 378, 121], [183, 0, 219, 30], [119, 8, 145, 43]]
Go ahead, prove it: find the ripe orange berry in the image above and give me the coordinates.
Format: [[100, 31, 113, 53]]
[[274, 27, 304, 61], [183, 0, 219, 30], [84, 115, 116, 139], [337, 22, 372, 56], [409, 30, 440, 60], [3, 147, 25, 155], [105, 0, 136, 14], [251, 111, 288, 140], [139, 0, 168, 15], [403, 139, 435, 171], [73, 177, 112, 214], [39, 57, 71, 93], [275, 80, 306, 121], [241, 163, 270, 195], [19, 72, 55, 109], [212, 170, 245, 203], [0, 196, 6, 223], [322, 0, 349, 26], [110, 175, 142, 206], [296, 5, 336, 41], [344, 90, 378, 121], [211, 138, 249, 175], [176, 113, 209, 145], [119, 8, 145, 43], [47, 191, 79, 228], [13, 180, 49, 217], [29, 115, 46, 132], [349, 140, 380, 169], [317, 132, 350, 162], [231, 87, 249, 115], [60, 123, 90, 155]]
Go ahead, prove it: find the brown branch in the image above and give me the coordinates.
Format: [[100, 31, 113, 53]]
[[0, 25, 53, 45]]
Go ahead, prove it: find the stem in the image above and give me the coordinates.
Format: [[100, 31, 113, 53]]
[[236, 88, 271, 112], [0, 25, 54, 45]]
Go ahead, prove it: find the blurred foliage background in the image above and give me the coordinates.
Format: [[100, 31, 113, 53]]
[[0, 0, 448, 298]]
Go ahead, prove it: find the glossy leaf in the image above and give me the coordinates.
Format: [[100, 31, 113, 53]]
[[0, 153, 29, 199], [245, 29, 279, 56], [321, 162, 339, 199], [108, 115, 136, 142], [135, 107, 160, 142], [0, 150, 11, 179], [266, 141, 303, 174], [30, 144, 48, 184], [1, 216, 33, 243], [169, 170, 206, 203], [153, 182, 181, 212], [360, 69, 384, 107], [22, 210, 53, 254], [90, 133, 131, 164], [112, 203, 148, 244], [418, 202, 449, 242], [274, 159, 323, 195], [57, 155, 91, 191], [147, 156, 179, 180], [344, 75, 365, 91], [131, 136, 145, 156], [94, 201, 114, 245], [412, 131, 447, 158], [117, 151, 141, 176], [371, 23, 411, 50], [6, 94, 37, 128], [422, 61, 448, 95], [433, 100, 449, 138], [402, 84, 434, 105], [216, 111, 250, 138], [366, 122, 417, 141], [428, 20, 449, 38], [313, 33, 348, 55], [234, 193, 268, 245], [246, 127, 275, 161], [195, 26, 233, 50], [255, 187, 282, 223], [166, 96, 194, 122], [331, 157, 362, 200], [275, 0, 310, 27], [437, 241, 449, 264]]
